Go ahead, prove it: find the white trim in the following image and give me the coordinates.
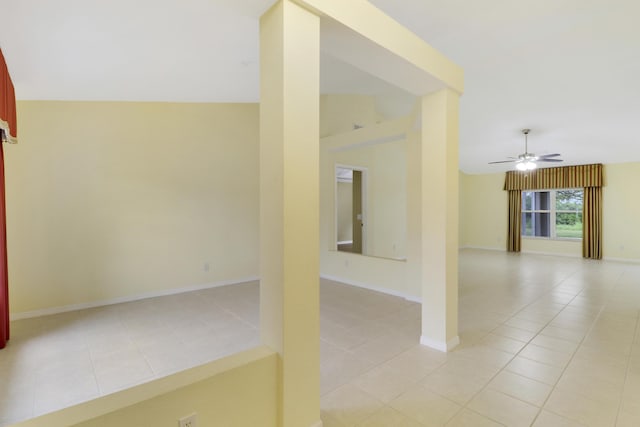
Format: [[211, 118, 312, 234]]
[[320, 274, 420, 303], [10, 276, 260, 321], [336, 240, 353, 245], [459, 245, 505, 252], [310, 421, 324, 427], [420, 335, 460, 352], [603, 256, 640, 264], [520, 250, 581, 258]]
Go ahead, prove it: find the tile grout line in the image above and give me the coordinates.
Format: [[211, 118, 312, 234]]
[[612, 269, 640, 426], [453, 267, 597, 426], [528, 267, 629, 426]]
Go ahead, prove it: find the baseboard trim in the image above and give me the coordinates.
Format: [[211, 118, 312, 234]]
[[520, 249, 581, 258], [320, 274, 420, 303], [459, 245, 505, 252], [603, 256, 640, 264], [420, 335, 460, 352], [10, 276, 260, 321], [310, 420, 324, 427]]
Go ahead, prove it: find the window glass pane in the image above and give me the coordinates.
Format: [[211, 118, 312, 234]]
[[522, 192, 533, 211], [522, 212, 550, 237], [535, 191, 550, 210], [556, 189, 583, 211], [533, 212, 550, 236], [522, 212, 532, 236], [556, 212, 583, 238]]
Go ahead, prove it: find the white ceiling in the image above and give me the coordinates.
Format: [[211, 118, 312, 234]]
[[1, 0, 639, 173]]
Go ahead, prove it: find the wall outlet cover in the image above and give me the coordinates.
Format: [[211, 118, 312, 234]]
[[179, 413, 197, 427]]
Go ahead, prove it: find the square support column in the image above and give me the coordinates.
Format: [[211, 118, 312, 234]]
[[259, 2, 321, 427], [420, 88, 460, 352]]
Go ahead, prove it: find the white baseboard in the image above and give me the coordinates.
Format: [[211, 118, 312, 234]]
[[310, 421, 324, 427], [10, 276, 260, 321], [420, 335, 460, 352], [320, 274, 421, 303], [459, 245, 505, 252], [520, 249, 581, 258], [603, 256, 640, 264]]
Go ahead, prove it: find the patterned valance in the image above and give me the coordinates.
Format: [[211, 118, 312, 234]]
[[504, 164, 603, 191]]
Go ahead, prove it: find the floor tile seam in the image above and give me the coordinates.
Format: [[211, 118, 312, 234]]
[[539, 407, 590, 427], [485, 272, 583, 342], [529, 300, 609, 426], [442, 406, 507, 427], [218, 305, 259, 330], [401, 381, 466, 426], [613, 310, 640, 426], [87, 340, 156, 398], [467, 289, 588, 427]]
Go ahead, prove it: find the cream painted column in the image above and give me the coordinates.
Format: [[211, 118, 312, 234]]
[[259, 2, 321, 427], [420, 88, 460, 352]]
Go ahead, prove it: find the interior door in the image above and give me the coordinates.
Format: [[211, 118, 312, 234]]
[[352, 170, 363, 254]]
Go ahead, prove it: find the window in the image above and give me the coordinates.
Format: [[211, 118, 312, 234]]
[[522, 189, 583, 239]]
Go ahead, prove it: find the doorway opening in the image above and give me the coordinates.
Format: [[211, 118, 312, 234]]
[[335, 165, 366, 254]]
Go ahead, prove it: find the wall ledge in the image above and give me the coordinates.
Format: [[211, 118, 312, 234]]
[[8, 346, 276, 427]]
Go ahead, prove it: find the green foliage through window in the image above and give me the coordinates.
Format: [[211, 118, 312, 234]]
[[522, 189, 583, 239]]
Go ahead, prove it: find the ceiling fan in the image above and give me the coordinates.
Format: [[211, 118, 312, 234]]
[[489, 129, 563, 170]]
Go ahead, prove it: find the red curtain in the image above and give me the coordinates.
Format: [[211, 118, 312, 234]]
[[0, 48, 16, 349]]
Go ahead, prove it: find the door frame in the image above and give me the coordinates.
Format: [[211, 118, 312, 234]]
[[334, 163, 368, 254]]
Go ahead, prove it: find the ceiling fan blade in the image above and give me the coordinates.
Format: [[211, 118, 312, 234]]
[[488, 160, 517, 164], [538, 158, 563, 162], [538, 153, 561, 158]]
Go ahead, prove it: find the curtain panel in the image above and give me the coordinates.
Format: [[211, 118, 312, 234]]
[[503, 164, 603, 259], [0, 48, 15, 349], [583, 187, 603, 259], [507, 190, 521, 252]]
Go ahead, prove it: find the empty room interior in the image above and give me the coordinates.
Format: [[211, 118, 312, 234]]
[[1, 1, 640, 427]]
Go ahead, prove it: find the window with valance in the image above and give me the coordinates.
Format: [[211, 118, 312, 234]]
[[504, 164, 603, 259]]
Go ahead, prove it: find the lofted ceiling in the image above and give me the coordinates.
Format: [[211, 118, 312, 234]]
[[1, 0, 639, 173]]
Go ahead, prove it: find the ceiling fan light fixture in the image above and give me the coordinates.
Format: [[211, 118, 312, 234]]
[[488, 128, 563, 169], [516, 160, 537, 171]]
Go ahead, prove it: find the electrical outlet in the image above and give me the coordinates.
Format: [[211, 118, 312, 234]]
[[203, 262, 210, 272], [179, 413, 198, 427]]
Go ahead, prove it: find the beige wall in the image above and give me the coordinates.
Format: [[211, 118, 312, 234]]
[[6, 101, 259, 315], [320, 103, 415, 299], [320, 94, 380, 137], [459, 172, 507, 250], [603, 162, 640, 260], [329, 139, 407, 259], [460, 162, 640, 261]]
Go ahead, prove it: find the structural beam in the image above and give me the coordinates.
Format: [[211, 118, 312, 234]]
[[259, 1, 321, 426], [419, 88, 460, 352]]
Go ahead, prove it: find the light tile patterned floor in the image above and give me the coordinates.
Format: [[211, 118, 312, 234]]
[[2, 249, 640, 426], [0, 282, 260, 426]]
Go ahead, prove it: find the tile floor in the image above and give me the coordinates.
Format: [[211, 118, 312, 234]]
[[1, 249, 640, 426]]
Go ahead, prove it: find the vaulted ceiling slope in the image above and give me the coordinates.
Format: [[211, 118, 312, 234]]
[[1, 0, 639, 173]]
